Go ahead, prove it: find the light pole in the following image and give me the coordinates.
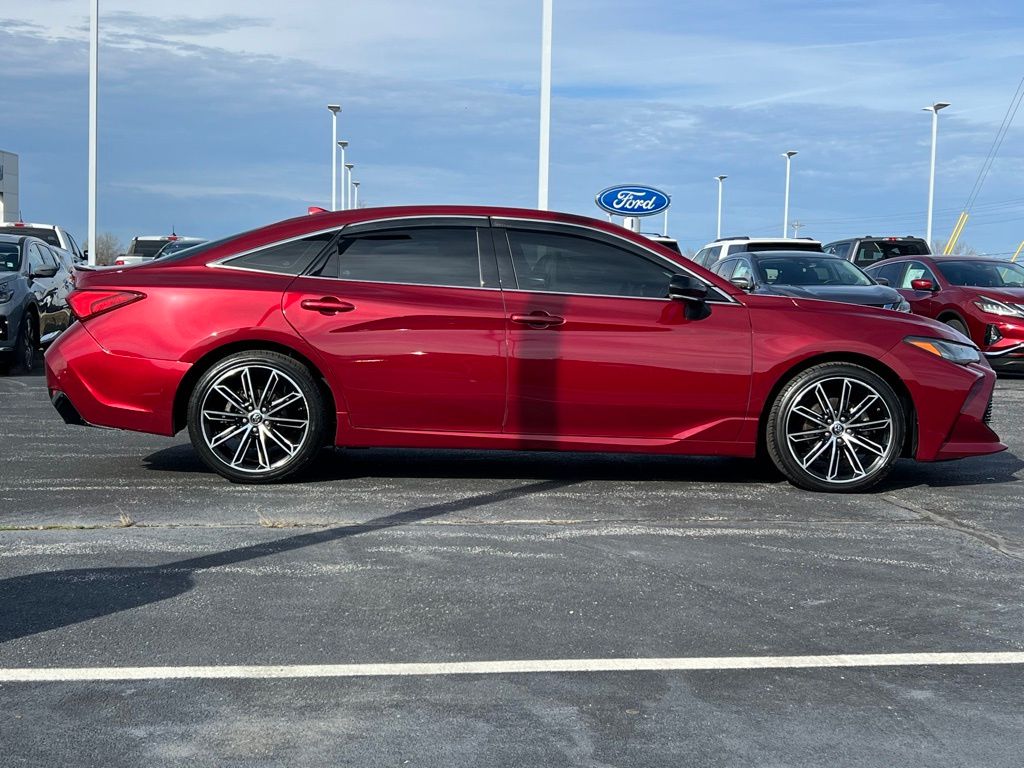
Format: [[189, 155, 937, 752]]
[[923, 101, 950, 245], [714, 175, 727, 239], [352, 181, 360, 209], [537, 0, 553, 210], [337, 141, 348, 209], [327, 104, 341, 210], [88, 0, 99, 265], [782, 151, 797, 237], [344, 163, 354, 211]]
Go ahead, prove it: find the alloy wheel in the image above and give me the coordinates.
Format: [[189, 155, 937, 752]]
[[199, 364, 311, 475], [782, 376, 895, 486]]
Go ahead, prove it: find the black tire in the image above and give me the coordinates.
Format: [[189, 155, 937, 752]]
[[943, 317, 970, 339], [10, 312, 37, 374], [766, 362, 905, 493], [186, 350, 326, 484]]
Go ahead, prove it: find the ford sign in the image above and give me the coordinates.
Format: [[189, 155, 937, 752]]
[[595, 185, 670, 217]]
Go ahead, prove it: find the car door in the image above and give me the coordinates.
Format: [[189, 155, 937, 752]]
[[26, 242, 59, 340], [896, 259, 943, 317], [494, 221, 752, 444], [283, 218, 508, 434]]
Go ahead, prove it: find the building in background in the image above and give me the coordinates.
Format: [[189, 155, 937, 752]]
[[0, 151, 19, 221]]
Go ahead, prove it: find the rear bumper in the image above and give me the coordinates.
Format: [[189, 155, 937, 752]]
[[45, 322, 189, 436]]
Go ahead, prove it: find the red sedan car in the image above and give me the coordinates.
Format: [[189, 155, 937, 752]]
[[865, 256, 1024, 372], [46, 206, 1003, 492]]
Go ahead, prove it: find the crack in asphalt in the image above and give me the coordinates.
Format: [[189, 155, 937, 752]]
[[881, 494, 1024, 561]]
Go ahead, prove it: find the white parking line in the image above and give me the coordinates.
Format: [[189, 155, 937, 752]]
[[2, 651, 1024, 682]]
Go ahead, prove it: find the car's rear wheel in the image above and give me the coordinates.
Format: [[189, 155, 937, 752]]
[[766, 363, 905, 493], [2, 313, 38, 375], [187, 351, 326, 483]]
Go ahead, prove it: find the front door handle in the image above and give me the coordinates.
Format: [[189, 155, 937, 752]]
[[300, 297, 356, 315], [510, 311, 565, 328]]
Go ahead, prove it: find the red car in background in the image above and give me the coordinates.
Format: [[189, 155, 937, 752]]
[[865, 256, 1024, 373], [45, 206, 1003, 492]]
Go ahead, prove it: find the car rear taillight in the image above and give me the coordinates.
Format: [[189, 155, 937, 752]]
[[68, 289, 145, 320]]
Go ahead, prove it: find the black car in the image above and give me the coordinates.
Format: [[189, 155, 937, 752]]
[[823, 236, 930, 269], [0, 234, 75, 374], [710, 251, 911, 312]]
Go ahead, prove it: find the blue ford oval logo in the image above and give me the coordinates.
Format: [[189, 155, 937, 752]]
[[595, 185, 670, 216]]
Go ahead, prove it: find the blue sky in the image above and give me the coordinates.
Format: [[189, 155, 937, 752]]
[[2, 0, 1024, 253]]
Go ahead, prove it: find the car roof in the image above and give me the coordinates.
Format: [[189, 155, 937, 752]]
[[714, 236, 821, 245], [0, 221, 59, 229], [745, 250, 842, 259]]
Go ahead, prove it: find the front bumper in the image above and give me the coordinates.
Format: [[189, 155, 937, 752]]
[[45, 322, 189, 436], [881, 345, 1005, 462]]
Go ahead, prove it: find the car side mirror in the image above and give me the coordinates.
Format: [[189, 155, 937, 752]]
[[669, 274, 708, 302], [911, 278, 936, 292], [31, 265, 59, 279], [873, 276, 890, 286], [729, 276, 753, 291]]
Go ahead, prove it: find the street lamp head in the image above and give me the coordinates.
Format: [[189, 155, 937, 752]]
[[782, 151, 798, 159], [353, 181, 360, 187], [337, 140, 349, 148], [327, 104, 341, 113], [715, 175, 728, 182], [345, 163, 354, 170], [923, 101, 951, 113]]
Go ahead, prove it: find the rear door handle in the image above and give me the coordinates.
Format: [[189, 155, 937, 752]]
[[300, 297, 356, 315], [510, 311, 565, 328]]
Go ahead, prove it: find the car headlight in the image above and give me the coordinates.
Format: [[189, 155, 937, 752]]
[[973, 296, 1024, 318], [905, 336, 981, 365], [0, 284, 12, 303], [892, 299, 911, 313]]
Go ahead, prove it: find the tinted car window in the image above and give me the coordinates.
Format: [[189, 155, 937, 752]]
[[693, 247, 715, 267], [745, 242, 823, 253], [937, 260, 1024, 287], [854, 240, 927, 267], [871, 261, 905, 286], [710, 258, 734, 276], [127, 239, 169, 259], [317, 227, 482, 288], [731, 259, 755, 283], [506, 230, 673, 299], [0, 227, 61, 246], [0, 242, 20, 271], [758, 257, 872, 286], [229, 231, 337, 275]]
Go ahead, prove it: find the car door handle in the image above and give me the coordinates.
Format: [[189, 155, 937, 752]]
[[510, 311, 565, 328], [300, 297, 355, 315]]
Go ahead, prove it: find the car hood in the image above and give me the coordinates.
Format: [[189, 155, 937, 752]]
[[952, 285, 1024, 303], [758, 284, 902, 306]]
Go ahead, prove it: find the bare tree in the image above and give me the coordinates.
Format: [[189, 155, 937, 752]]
[[93, 232, 124, 266], [930, 239, 978, 256]]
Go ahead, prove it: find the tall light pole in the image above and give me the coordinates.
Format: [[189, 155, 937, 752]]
[[344, 163, 354, 211], [714, 175, 727, 239], [923, 101, 950, 245], [88, 0, 99, 265], [337, 140, 348, 209], [537, 0, 553, 210], [782, 151, 797, 237], [352, 181, 360, 209], [327, 104, 341, 210]]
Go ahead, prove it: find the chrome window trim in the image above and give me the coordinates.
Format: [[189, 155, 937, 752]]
[[492, 216, 739, 304], [286, 274, 500, 292]]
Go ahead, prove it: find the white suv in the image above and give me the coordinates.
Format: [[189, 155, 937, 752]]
[[690, 237, 822, 269], [0, 222, 85, 263]]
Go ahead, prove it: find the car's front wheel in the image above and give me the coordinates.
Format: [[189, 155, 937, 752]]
[[187, 351, 327, 483], [766, 363, 905, 493], [0, 313, 38, 375]]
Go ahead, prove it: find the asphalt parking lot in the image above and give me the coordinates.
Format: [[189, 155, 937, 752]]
[[2, 369, 1023, 766]]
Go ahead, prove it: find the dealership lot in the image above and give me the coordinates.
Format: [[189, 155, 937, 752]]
[[2, 370, 1023, 766]]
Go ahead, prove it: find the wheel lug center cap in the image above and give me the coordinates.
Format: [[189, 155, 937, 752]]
[[249, 411, 264, 425], [831, 422, 845, 435]]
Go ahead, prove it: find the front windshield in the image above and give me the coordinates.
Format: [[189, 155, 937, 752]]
[[938, 260, 1024, 288], [757, 256, 872, 286], [0, 242, 21, 272]]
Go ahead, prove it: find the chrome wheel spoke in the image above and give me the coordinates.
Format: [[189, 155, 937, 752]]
[[847, 394, 879, 423], [793, 405, 828, 426], [788, 428, 825, 442], [845, 433, 887, 458], [843, 442, 867, 478], [826, 439, 841, 481], [200, 364, 311, 475], [801, 437, 833, 469], [814, 384, 835, 420], [850, 418, 889, 431]]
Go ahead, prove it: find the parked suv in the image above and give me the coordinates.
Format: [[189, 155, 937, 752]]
[[824, 236, 930, 269], [691, 237, 822, 269], [116, 235, 201, 266], [864, 255, 1024, 371], [0, 234, 74, 373], [0, 221, 85, 263]]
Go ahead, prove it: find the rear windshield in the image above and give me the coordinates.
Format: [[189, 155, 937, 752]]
[[739, 242, 822, 254], [158, 239, 207, 257], [853, 240, 928, 267], [0, 227, 60, 246], [127, 239, 169, 258], [758, 256, 872, 286], [0, 242, 21, 271], [937, 260, 1024, 288]]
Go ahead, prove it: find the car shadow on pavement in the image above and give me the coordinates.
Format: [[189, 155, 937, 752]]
[[141, 443, 1023, 490], [0, 479, 573, 645]]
